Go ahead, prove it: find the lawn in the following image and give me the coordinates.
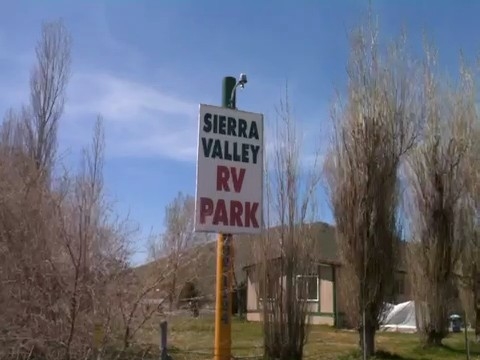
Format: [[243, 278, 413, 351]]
[[134, 315, 480, 360]]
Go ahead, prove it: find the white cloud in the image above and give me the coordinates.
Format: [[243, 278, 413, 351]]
[[63, 71, 199, 162], [62, 71, 328, 166], [2, 65, 329, 168], [67, 72, 197, 119]]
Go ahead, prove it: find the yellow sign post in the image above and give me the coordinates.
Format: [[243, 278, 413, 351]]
[[194, 75, 263, 360], [214, 76, 237, 360], [214, 233, 233, 360]]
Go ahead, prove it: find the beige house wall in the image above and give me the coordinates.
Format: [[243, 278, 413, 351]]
[[319, 265, 334, 314], [247, 275, 258, 311], [245, 263, 337, 326], [246, 311, 334, 326]]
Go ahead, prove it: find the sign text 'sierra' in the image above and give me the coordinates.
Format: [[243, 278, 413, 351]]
[[194, 104, 264, 234]]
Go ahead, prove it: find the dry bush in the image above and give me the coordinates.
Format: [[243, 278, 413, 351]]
[[404, 47, 476, 345], [324, 22, 418, 356], [0, 20, 177, 359], [253, 88, 321, 360]]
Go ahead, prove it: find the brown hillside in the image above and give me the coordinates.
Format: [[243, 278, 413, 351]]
[[134, 222, 338, 300]]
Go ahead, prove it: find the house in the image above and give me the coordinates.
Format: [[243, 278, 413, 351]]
[[242, 222, 411, 328]]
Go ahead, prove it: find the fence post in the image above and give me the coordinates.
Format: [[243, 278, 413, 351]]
[[160, 320, 169, 360]]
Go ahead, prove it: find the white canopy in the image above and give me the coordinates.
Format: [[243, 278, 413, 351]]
[[380, 301, 417, 333]]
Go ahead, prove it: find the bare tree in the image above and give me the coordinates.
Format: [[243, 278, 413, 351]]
[[56, 116, 105, 357], [254, 87, 321, 360], [24, 19, 71, 179], [148, 192, 199, 311], [48, 117, 135, 357], [0, 19, 179, 359], [0, 110, 28, 155], [458, 120, 480, 340], [404, 48, 475, 346], [324, 22, 418, 356], [457, 198, 479, 340]]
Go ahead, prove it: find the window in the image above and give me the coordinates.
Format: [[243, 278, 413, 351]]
[[296, 275, 319, 301]]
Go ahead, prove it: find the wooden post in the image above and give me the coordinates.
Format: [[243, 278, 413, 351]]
[[160, 321, 169, 360], [93, 322, 103, 360]]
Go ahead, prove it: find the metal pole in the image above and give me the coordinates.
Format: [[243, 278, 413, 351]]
[[214, 76, 237, 360]]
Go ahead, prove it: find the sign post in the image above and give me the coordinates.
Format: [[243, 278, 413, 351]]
[[194, 76, 264, 360]]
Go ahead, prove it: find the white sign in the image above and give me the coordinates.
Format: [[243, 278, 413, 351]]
[[194, 104, 264, 234]]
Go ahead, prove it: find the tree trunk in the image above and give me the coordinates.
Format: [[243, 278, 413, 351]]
[[419, 285, 449, 347], [424, 300, 448, 347], [359, 324, 376, 358], [426, 329, 444, 347], [123, 326, 130, 350], [475, 267, 480, 342], [475, 305, 480, 342]]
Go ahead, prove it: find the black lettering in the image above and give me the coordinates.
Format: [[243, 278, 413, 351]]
[[227, 117, 236, 136], [241, 143, 250, 163], [224, 141, 232, 161], [249, 121, 259, 140], [233, 142, 241, 162], [213, 114, 218, 133], [238, 119, 247, 138], [203, 113, 212, 133], [201, 137, 213, 158], [203, 138, 261, 164], [251, 145, 260, 164], [219, 116, 226, 135], [212, 139, 223, 159]]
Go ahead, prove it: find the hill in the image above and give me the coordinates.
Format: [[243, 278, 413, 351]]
[[134, 221, 338, 302]]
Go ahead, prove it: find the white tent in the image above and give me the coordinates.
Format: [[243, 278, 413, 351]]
[[380, 301, 417, 333]]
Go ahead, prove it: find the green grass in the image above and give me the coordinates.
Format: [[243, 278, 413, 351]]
[[135, 315, 480, 359]]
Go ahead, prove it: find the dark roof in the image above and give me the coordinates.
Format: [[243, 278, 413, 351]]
[[239, 221, 339, 269], [243, 257, 341, 271], [240, 222, 409, 272]]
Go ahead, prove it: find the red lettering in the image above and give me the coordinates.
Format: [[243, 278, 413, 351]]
[[229, 201, 243, 227], [199, 199, 260, 229], [245, 202, 259, 228], [199, 197, 213, 224], [231, 168, 246, 193], [216, 165, 230, 191], [216, 166, 246, 193], [212, 199, 228, 225]]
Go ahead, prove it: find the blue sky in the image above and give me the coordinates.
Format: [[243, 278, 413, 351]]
[[0, 0, 479, 265]]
